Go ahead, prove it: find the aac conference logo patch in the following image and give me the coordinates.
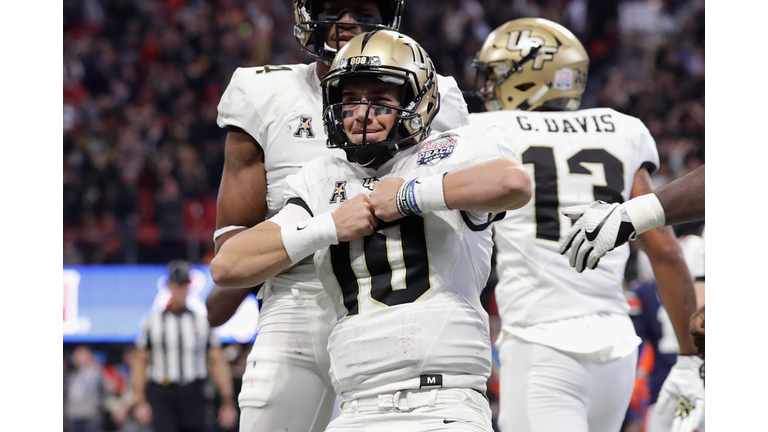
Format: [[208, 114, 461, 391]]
[[417, 133, 458, 165]]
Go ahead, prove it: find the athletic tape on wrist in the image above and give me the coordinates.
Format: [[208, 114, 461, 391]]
[[280, 213, 339, 264], [622, 193, 666, 235], [213, 225, 248, 242], [395, 174, 448, 216], [413, 173, 449, 213]]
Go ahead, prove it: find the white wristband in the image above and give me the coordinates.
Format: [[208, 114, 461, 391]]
[[413, 173, 449, 213], [280, 213, 339, 264], [623, 193, 666, 235], [213, 225, 247, 242]]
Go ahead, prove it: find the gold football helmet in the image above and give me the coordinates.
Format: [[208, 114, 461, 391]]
[[294, 0, 404, 62], [321, 29, 440, 167], [473, 18, 588, 111]]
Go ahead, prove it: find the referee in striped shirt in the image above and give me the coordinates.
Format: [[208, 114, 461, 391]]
[[131, 260, 238, 431]]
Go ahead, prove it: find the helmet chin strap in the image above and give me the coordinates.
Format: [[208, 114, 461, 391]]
[[344, 144, 398, 168], [321, 42, 337, 66], [518, 84, 550, 111], [486, 44, 545, 111], [323, 42, 338, 55]]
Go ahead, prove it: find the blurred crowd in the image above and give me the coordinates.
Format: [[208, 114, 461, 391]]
[[63, 0, 704, 266], [64, 343, 250, 432]]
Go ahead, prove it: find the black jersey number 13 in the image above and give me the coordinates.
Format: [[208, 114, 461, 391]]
[[522, 146, 624, 241]]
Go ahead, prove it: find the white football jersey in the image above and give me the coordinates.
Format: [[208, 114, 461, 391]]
[[636, 234, 705, 283], [270, 125, 517, 400], [680, 234, 705, 281], [470, 108, 659, 355], [217, 63, 470, 294]]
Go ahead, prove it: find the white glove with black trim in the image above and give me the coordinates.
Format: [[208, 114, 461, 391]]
[[559, 201, 638, 272], [647, 356, 705, 432]]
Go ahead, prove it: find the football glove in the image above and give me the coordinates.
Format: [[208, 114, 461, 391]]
[[559, 201, 637, 272], [646, 355, 705, 432]]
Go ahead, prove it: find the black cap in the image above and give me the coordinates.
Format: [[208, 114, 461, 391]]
[[167, 259, 192, 284]]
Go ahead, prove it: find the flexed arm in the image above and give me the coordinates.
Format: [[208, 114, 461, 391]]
[[211, 194, 378, 288], [369, 158, 532, 222]]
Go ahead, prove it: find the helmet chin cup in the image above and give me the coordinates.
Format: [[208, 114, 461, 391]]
[[344, 144, 397, 167], [323, 41, 338, 54]]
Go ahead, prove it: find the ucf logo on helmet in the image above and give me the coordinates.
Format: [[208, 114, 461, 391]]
[[504, 30, 558, 70]]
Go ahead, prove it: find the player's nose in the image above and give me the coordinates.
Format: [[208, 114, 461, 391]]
[[353, 104, 372, 122], [337, 14, 361, 32]]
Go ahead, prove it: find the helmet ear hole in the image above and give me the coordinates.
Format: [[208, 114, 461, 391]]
[[515, 83, 536, 91]]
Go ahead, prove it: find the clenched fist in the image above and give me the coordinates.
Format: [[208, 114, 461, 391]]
[[370, 177, 406, 222], [332, 194, 378, 242]]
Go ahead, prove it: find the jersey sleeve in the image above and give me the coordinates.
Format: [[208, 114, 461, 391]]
[[451, 124, 520, 170], [217, 67, 267, 145], [268, 160, 322, 226], [432, 74, 470, 134], [682, 235, 705, 281], [632, 118, 660, 175], [436, 125, 519, 227], [268, 197, 314, 227]]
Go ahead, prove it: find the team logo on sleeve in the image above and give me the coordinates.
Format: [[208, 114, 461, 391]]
[[417, 133, 458, 166], [362, 177, 378, 191], [294, 116, 315, 138], [329, 181, 348, 203]]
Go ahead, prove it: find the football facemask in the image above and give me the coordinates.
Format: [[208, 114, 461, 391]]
[[294, 0, 404, 62], [321, 30, 440, 167]]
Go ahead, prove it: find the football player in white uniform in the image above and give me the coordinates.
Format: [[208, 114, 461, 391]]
[[632, 230, 705, 432], [206, 1, 470, 432], [467, 18, 699, 432], [211, 30, 532, 432]]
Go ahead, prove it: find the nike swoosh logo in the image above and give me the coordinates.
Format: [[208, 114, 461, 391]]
[[585, 206, 617, 242], [443, 419, 470, 424], [297, 223, 309, 231]]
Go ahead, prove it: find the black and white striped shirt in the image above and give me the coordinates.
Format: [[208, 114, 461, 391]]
[[136, 308, 220, 385]]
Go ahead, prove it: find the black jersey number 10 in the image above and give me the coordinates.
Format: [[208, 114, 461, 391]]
[[330, 215, 432, 317]]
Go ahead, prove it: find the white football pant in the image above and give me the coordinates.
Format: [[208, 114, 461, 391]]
[[239, 287, 339, 432], [498, 336, 637, 432], [326, 388, 493, 432]]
